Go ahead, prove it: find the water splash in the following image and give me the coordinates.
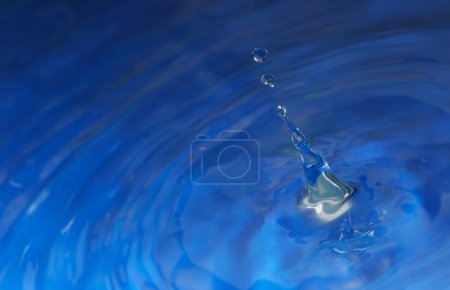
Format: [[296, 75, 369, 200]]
[[277, 104, 355, 221]]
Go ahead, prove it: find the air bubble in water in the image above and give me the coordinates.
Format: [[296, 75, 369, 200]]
[[251, 48, 268, 63], [261, 74, 276, 87]]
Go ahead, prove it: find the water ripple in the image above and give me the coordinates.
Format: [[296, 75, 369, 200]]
[[1, 0, 450, 289]]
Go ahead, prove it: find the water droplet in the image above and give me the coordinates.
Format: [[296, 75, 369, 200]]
[[261, 74, 276, 87], [251, 48, 268, 63], [276, 104, 287, 118]]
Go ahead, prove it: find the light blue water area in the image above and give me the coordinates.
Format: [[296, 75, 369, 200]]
[[1, 0, 450, 289]]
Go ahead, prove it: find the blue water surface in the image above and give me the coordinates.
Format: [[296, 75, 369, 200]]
[[1, 0, 450, 289]]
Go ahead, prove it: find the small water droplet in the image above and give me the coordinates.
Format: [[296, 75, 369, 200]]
[[251, 48, 268, 63], [276, 104, 287, 118], [261, 74, 276, 87]]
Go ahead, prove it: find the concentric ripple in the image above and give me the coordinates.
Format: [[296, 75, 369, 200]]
[[1, 1, 450, 289]]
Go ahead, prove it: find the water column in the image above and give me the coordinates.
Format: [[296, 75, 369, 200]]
[[277, 105, 355, 221]]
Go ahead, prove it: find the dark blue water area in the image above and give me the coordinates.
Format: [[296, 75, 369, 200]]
[[1, 0, 450, 289]]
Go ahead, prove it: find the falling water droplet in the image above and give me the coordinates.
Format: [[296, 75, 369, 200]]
[[261, 74, 276, 87], [277, 105, 355, 221], [251, 48, 268, 63], [276, 104, 287, 118]]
